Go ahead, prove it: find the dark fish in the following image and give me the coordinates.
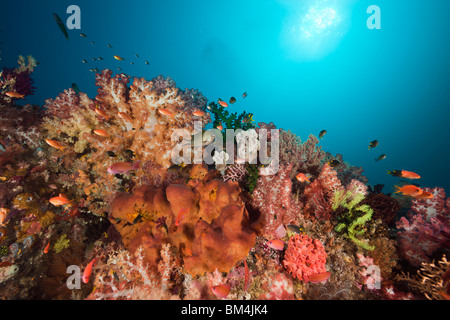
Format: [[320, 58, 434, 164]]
[[89, 68, 98, 72], [287, 224, 305, 235], [130, 62, 135, 65], [98, 57, 103, 60], [229, 97, 236, 104], [117, 67, 122, 71], [368, 140, 379, 150], [53, 13, 69, 40], [375, 154, 387, 162], [328, 159, 340, 168], [71, 83, 80, 94], [80, 33, 87, 37], [81, 59, 88, 63], [123, 149, 135, 159], [319, 130, 327, 139], [107, 44, 112, 48], [242, 113, 254, 124], [145, 60, 150, 65], [91, 41, 95, 45], [92, 58, 97, 61], [242, 92, 248, 98], [135, 54, 139, 58]]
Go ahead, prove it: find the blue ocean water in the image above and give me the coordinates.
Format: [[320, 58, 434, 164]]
[[1, 0, 449, 193]]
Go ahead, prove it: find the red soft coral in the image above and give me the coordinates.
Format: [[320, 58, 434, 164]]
[[283, 233, 327, 282]]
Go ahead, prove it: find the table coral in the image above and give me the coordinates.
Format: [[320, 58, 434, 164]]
[[283, 233, 327, 282]]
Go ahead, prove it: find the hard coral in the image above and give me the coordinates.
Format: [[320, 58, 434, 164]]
[[110, 164, 260, 276], [283, 233, 327, 282]]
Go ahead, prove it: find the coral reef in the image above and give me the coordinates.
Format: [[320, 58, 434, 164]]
[[0, 64, 445, 301]]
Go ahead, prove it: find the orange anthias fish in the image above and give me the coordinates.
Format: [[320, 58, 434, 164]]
[[49, 194, 71, 206], [158, 108, 175, 118], [82, 258, 97, 284], [193, 110, 206, 117], [45, 139, 65, 151], [44, 242, 50, 254], [175, 208, 188, 226], [267, 239, 285, 251], [387, 170, 421, 180], [118, 112, 133, 122], [211, 284, 230, 299], [5, 91, 25, 99], [93, 129, 109, 137], [107, 161, 140, 175], [394, 185, 423, 197], [216, 123, 224, 131], [304, 271, 331, 284], [413, 191, 434, 199], [218, 100, 228, 108], [95, 107, 110, 119], [296, 173, 312, 183]]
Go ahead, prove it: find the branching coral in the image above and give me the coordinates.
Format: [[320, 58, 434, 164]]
[[394, 255, 450, 300]]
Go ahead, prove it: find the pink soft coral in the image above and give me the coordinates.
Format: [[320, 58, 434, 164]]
[[283, 233, 327, 282], [396, 187, 450, 266], [251, 164, 302, 239], [302, 163, 343, 220]]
